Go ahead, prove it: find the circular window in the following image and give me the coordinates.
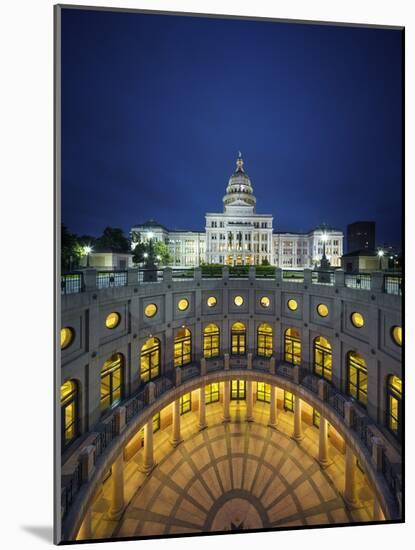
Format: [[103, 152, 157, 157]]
[[287, 299, 298, 311], [260, 296, 270, 308], [234, 295, 244, 307], [144, 303, 157, 318], [105, 312, 121, 329], [391, 326, 402, 346], [178, 298, 189, 311], [61, 327, 74, 350], [351, 312, 364, 328], [207, 296, 217, 308], [317, 304, 329, 317]]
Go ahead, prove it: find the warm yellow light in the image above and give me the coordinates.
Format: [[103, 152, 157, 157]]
[[61, 327, 74, 349], [260, 296, 270, 308], [144, 303, 157, 318], [207, 296, 217, 307], [105, 312, 121, 329], [317, 303, 329, 317], [391, 326, 402, 346], [287, 299, 298, 311], [351, 312, 364, 328], [178, 298, 189, 311], [234, 295, 244, 306]]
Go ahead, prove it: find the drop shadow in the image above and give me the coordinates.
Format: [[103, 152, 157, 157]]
[[21, 525, 54, 543]]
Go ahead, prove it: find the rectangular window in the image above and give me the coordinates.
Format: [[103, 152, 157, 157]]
[[152, 412, 160, 433], [206, 383, 220, 404], [231, 380, 246, 400], [257, 382, 271, 403], [284, 391, 294, 411], [180, 393, 192, 415]]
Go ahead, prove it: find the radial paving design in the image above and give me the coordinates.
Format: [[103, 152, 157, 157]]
[[88, 403, 375, 540]]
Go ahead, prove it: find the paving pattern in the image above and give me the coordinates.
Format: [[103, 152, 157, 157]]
[[84, 401, 376, 541]]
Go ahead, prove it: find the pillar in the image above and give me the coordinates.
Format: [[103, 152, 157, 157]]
[[170, 398, 181, 447], [223, 381, 230, 422], [344, 445, 359, 508], [107, 452, 125, 520], [373, 495, 384, 521], [77, 507, 92, 540], [293, 395, 303, 441], [199, 386, 207, 430], [246, 380, 253, 422], [142, 419, 154, 474], [318, 416, 330, 468], [268, 385, 277, 428]]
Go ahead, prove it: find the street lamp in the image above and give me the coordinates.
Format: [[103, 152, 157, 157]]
[[377, 249, 384, 270], [84, 245, 92, 267]]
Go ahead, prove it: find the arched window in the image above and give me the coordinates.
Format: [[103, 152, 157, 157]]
[[387, 375, 402, 439], [231, 322, 246, 356], [204, 324, 220, 358], [347, 352, 367, 406], [313, 336, 332, 381], [101, 353, 123, 414], [61, 379, 78, 450], [257, 323, 273, 357], [284, 328, 301, 365], [174, 328, 192, 367], [140, 337, 161, 383]]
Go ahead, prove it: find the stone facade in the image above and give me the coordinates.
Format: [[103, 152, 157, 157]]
[[131, 155, 344, 268]]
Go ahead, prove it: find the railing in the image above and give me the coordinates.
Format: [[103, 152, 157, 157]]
[[61, 461, 82, 519], [276, 364, 294, 379], [344, 273, 371, 290], [229, 266, 249, 278], [352, 414, 373, 454], [312, 270, 335, 286], [282, 270, 304, 283], [96, 271, 127, 289], [138, 269, 164, 283], [382, 449, 402, 505], [92, 416, 117, 462], [200, 266, 223, 278], [61, 358, 402, 526], [171, 268, 194, 280], [384, 275, 402, 296], [326, 384, 346, 418], [61, 272, 84, 295]]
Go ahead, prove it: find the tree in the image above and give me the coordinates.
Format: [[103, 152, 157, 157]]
[[132, 239, 172, 266], [95, 227, 130, 252], [261, 258, 270, 266], [61, 224, 84, 271]]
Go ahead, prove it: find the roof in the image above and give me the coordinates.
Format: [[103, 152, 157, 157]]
[[132, 220, 170, 232]]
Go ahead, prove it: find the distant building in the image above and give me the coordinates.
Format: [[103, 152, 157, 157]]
[[131, 154, 344, 268], [347, 221, 375, 253], [79, 250, 134, 270], [341, 249, 388, 272]]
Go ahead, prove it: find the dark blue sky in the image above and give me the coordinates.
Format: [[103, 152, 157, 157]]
[[61, 8, 403, 247]]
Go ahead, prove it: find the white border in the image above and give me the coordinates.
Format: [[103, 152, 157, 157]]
[[0, 1, 412, 548]]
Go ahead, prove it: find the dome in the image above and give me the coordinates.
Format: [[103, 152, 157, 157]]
[[223, 153, 256, 211]]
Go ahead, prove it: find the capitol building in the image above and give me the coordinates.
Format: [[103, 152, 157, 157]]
[[131, 154, 343, 268]]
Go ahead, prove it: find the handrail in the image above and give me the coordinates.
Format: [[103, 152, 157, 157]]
[[61, 357, 402, 529]]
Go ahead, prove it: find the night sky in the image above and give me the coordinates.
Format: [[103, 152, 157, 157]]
[[61, 8, 403, 247]]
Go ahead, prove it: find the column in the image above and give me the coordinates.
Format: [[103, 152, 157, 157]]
[[246, 380, 254, 422], [268, 385, 277, 428], [373, 495, 384, 521], [199, 386, 207, 430], [142, 419, 154, 474], [344, 445, 358, 508], [292, 395, 304, 441], [318, 416, 330, 468], [108, 452, 125, 520], [77, 507, 92, 540], [170, 398, 181, 447], [223, 381, 230, 422]]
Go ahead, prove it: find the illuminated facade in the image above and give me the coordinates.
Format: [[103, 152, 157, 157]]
[[131, 154, 343, 268], [59, 266, 402, 541]]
